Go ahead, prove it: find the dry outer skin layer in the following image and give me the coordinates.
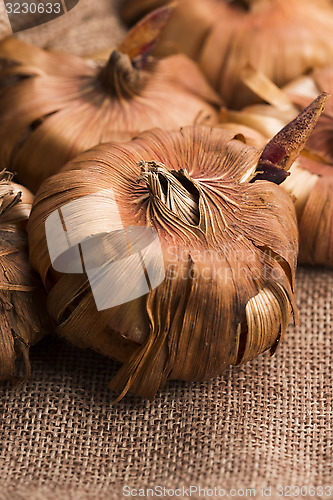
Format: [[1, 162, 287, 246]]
[[0, 171, 50, 381], [121, 0, 333, 108], [28, 124, 301, 400], [0, 25, 220, 193], [27, 92, 325, 400]]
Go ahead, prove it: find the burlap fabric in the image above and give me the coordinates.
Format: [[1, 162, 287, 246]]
[[0, 2, 332, 499], [0, 268, 331, 499], [0, 0, 125, 55]]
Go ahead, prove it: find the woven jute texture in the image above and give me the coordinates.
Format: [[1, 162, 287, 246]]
[[0, 267, 332, 500]]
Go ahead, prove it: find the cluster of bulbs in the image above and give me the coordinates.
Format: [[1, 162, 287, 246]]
[[0, 0, 332, 400]]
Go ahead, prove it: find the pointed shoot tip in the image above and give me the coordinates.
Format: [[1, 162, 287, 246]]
[[252, 92, 329, 185], [117, 3, 176, 63]]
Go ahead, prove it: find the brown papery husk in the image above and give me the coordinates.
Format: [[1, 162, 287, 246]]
[[120, 0, 333, 109], [0, 10, 220, 194], [223, 69, 333, 267], [0, 171, 50, 381], [27, 123, 305, 400]]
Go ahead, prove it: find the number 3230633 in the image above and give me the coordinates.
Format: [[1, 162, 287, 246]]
[[4, 0, 80, 32]]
